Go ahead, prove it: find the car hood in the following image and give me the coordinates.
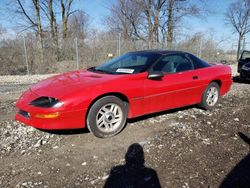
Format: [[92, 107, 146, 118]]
[[30, 70, 122, 98]]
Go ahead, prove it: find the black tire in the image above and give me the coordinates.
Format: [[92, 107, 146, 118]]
[[86, 96, 128, 138], [199, 82, 220, 110]]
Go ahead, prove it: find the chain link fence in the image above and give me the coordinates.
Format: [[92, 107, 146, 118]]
[[0, 34, 238, 75]]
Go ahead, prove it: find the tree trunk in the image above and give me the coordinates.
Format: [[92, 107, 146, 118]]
[[61, 0, 73, 40], [144, 0, 154, 48], [154, 9, 160, 43], [33, 0, 44, 73], [154, 0, 165, 43], [62, 17, 68, 39], [49, 0, 56, 44], [48, 0, 59, 60], [61, 1, 67, 39], [167, 0, 173, 49]]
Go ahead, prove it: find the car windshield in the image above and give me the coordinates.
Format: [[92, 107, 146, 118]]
[[241, 51, 250, 60], [89, 52, 161, 74]]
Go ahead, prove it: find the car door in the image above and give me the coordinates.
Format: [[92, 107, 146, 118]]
[[143, 53, 202, 114], [238, 51, 250, 73]]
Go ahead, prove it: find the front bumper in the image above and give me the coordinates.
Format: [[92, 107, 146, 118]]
[[15, 89, 87, 130], [15, 108, 87, 130]]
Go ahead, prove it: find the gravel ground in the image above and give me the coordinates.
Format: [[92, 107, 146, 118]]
[[0, 74, 56, 85], [0, 65, 250, 188]]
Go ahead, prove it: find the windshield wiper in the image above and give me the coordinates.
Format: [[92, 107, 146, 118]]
[[88, 67, 114, 74]]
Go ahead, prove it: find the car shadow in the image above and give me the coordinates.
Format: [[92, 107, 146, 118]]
[[103, 143, 162, 188], [219, 132, 250, 188], [128, 105, 197, 123], [42, 128, 90, 135], [233, 76, 250, 84]]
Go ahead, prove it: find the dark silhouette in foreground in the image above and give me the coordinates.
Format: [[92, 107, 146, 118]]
[[104, 143, 161, 188], [220, 132, 250, 188]]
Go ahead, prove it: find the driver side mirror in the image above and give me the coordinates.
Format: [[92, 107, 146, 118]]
[[148, 71, 164, 80]]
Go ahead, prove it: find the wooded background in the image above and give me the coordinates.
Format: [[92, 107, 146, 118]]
[[0, 0, 249, 75]]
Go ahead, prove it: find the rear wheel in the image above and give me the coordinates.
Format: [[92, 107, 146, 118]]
[[200, 82, 220, 110], [87, 96, 128, 138]]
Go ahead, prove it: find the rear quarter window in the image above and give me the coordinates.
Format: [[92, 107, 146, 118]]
[[187, 54, 211, 69]]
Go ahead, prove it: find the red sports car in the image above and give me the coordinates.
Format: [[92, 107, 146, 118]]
[[16, 51, 232, 138]]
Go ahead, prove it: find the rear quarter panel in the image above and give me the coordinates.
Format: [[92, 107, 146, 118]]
[[197, 64, 232, 96]]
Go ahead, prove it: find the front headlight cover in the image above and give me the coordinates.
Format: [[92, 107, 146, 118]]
[[29, 97, 63, 108]]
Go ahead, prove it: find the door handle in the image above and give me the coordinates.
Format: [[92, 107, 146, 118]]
[[193, 76, 198, 80]]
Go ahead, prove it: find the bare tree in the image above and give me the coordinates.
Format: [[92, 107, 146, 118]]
[[16, 0, 44, 71], [60, 0, 75, 39], [46, 0, 58, 47], [106, 0, 206, 49], [39, 0, 60, 60], [106, 0, 168, 47], [166, 0, 173, 48], [165, 0, 205, 49], [68, 10, 89, 40], [33, 1, 43, 42], [105, 0, 144, 41], [142, 0, 167, 47], [225, 0, 250, 60], [16, 0, 37, 29]]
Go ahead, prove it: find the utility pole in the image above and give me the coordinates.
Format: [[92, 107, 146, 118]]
[[117, 33, 121, 56], [75, 37, 79, 69], [23, 37, 29, 75], [199, 38, 203, 58]]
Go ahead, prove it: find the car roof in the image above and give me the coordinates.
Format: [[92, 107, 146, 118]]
[[129, 50, 189, 55]]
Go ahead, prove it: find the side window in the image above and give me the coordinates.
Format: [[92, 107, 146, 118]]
[[152, 54, 194, 73], [241, 51, 250, 60]]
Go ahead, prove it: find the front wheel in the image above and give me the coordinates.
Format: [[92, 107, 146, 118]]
[[86, 96, 128, 138], [200, 82, 220, 110]]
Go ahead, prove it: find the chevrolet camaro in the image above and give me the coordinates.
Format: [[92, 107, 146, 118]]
[[16, 51, 232, 138]]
